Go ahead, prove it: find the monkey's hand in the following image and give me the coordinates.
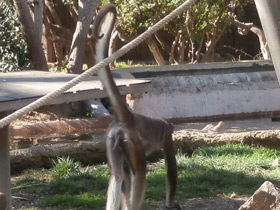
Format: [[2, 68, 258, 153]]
[[163, 204, 181, 210]]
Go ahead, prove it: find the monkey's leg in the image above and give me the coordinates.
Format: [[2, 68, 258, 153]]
[[121, 162, 131, 210], [122, 138, 146, 210], [163, 135, 181, 210], [106, 135, 124, 210]]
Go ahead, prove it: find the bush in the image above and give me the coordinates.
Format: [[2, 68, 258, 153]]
[[0, 1, 32, 72]]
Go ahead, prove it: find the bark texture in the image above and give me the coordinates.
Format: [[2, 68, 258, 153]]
[[13, 0, 48, 70], [67, 0, 100, 74]]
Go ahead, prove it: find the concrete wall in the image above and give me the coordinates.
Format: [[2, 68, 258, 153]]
[[119, 61, 280, 120]]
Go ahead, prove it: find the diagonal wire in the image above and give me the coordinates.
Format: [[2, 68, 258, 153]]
[[0, 0, 197, 128]]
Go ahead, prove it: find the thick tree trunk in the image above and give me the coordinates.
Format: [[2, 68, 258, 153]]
[[13, 0, 48, 71], [34, 0, 43, 40], [67, 0, 100, 74]]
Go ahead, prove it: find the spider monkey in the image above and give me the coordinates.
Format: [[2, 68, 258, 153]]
[[93, 4, 180, 210]]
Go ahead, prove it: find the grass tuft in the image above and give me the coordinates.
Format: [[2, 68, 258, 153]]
[[50, 156, 81, 179]]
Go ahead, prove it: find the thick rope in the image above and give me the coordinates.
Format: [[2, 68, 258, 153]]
[[0, 0, 197, 128]]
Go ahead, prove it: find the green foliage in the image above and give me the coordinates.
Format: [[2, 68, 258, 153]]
[[113, 60, 133, 68], [62, 0, 76, 6], [112, 0, 249, 37], [51, 156, 82, 179], [112, 0, 185, 35], [0, 1, 32, 72], [103, 0, 253, 62]]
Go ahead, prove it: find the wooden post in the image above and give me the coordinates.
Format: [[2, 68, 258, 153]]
[[254, 0, 280, 82], [0, 112, 11, 210]]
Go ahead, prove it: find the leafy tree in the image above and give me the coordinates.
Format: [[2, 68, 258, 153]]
[[7, 0, 264, 73], [0, 1, 32, 72], [108, 0, 256, 64]]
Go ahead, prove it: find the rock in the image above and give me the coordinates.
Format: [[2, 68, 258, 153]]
[[201, 121, 225, 133], [0, 192, 6, 210], [238, 181, 280, 210]]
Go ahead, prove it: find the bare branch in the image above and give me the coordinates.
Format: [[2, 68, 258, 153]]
[[229, 15, 271, 60]]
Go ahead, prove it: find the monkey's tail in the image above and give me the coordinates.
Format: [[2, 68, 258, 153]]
[[94, 4, 133, 124]]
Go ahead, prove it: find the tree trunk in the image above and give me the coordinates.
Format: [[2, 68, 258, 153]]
[[43, 0, 77, 65], [202, 17, 230, 63], [67, 0, 100, 74], [13, 0, 48, 71], [9, 116, 113, 138], [34, 0, 43, 40], [145, 36, 166, 66], [203, 42, 215, 62]]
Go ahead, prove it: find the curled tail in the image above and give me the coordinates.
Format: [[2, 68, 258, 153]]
[[93, 4, 133, 124]]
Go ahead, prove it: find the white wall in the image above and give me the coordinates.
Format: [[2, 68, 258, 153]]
[[127, 71, 280, 119]]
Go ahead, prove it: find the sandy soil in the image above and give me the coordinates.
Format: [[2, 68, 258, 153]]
[[174, 118, 280, 133]]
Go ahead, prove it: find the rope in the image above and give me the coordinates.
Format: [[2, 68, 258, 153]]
[[0, 0, 197, 128]]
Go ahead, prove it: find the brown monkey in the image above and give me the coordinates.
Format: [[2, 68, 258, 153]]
[[93, 4, 180, 210]]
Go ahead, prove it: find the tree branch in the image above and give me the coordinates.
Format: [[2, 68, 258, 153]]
[[229, 15, 271, 60]]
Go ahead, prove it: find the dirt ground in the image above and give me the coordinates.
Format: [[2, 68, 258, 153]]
[[174, 118, 280, 133], [11, 112, 280, 209], [182, 196, 248, 210], [11, 195, 249, 210]]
